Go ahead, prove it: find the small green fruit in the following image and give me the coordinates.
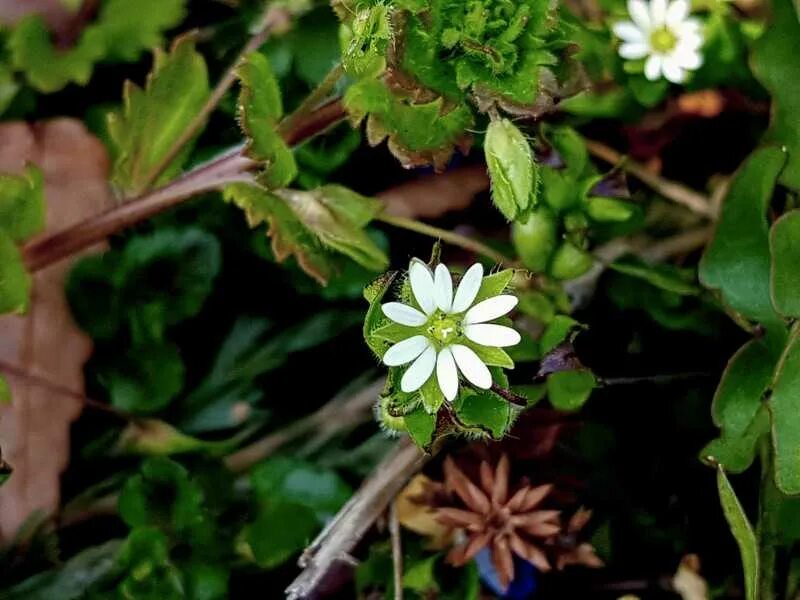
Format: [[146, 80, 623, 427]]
[[549, 241, 594, 280], [586, 196, 636, 222], [512, 207, 558, 272]]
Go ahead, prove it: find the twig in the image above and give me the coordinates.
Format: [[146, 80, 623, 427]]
[[277, 64, 344, 138], [390, 499, 404, 600], [584, 139, 716, 219], [22, 100, 348, 273], [376, 213, 514, 265], [286, 438, 426, 600], [224, 378, 384, 472], [139, 5, 293, 190], [0, 360, 130, 421], [639, 225, 713, 262]]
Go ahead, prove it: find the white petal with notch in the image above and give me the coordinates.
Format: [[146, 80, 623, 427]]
[[436, 347, 459, 401], [464, 324, 522, 347], [450, 262, 484, 313], [451, 344, 492, 389], [383, 335, 431, 366], [408, 259, 436, 315], [464, 295, 518, 325], [401, 345, 437, 393], [433, 263, 453, 312]]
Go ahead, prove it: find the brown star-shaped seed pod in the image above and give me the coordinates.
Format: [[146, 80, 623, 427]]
[[433, 454, 561, 590]]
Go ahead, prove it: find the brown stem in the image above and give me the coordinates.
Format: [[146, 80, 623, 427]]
[[138, 6, 292, 190], [0, 360, 129, 420], [22, 100, 348, 272], [390, 499, 404, 600], [584, 139, 716, 219]]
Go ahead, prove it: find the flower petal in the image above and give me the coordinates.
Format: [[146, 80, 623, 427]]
[[451, 344, 492, 389], [672, 44, 702, 69], [627, 0, 651, 30], [401, 345, 436, 393], [436, 346, 459, 401], [666, 0, 689, 27], [381, 302, 428, 326], [464, 295, 518, 324], [650, 0, 668, 27], [612, 21, 645, 43], [619, 41, 650, 59], [433, 263, 453, 312], [450, 263, 484, 313], [464, 324, 522, 347], [662, 57, 686, 83], [409, 259, 436, 315], [644, 54, 663, 80], [383, 335, 431, 367]]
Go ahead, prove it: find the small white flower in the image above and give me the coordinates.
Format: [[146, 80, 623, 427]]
[[613, 0, 704, 84], [381, 259, 521, 402]]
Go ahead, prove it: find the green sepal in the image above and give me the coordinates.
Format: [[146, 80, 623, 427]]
[[485, 118, 538, 221]]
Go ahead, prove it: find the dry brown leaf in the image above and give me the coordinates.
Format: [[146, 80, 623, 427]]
[[378, 164, 489, 219], [0, 118, 112, 543], [672, 554, 709, 600], [396, 474, 454, 549]]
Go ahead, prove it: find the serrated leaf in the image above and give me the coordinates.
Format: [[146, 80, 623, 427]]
[[344, 78, 473, 171], [419, 376, 445, 413], [751, 0, 800, 191], [342, 4, 391, 78], [485, 118, 538, 221], [770, 210, 800, 318], [717, 467, 758, 600], [699, 147, 787, 325], [454, 390, 512, 439], [236, 51, 297, 188], [769, 331, 800, 493], [0, 167, 45, 242], [547, 370, 595, 411], [0, 233, 31, 314], [703, 340, 775, 472], [108, 35, 210, 194]]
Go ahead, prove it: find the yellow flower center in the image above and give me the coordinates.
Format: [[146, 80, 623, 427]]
[[650, 27, 677, 53], [427, 314, 460, 344]]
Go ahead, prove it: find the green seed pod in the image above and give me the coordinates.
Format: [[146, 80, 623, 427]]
[[585, 196, 637, 222], [376, 396, 408, 433], [485, 118, 538, 221], [541, 168, 578, 213], [549, 240, 594, 280], [563, 210, 589, 233], [512, 206, 558, 272]]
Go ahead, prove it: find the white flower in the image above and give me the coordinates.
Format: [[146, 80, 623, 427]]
[[613, 0, 703, 84], [381, 259, 521, 402]]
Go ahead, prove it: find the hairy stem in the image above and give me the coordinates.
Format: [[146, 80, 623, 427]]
[[22, 100, 348, 272], [376, 212, 514, 265], [139, 6, 292, 190], [584, 138, 716, 219]]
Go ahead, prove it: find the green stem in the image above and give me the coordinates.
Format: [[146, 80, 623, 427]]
[[278, 63, 344, 138], [376, 212, 514, 265], [757, 439, 781, 599]]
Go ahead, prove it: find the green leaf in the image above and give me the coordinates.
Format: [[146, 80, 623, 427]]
[[117, 527, 184, 599], [342, 4, 392, 78], [547, 370, 595, 411], [246, 501, 318, 568], [9, 16, 105, 93], [0, 376, 10, 404], [98, 342, 184, 413], [1, 540, 123, 600], [403, 555, 439, 594], [251, 457, 351, 520], [454, 390, 513, 439], [344, 77, 473, 171], [94, 0, 187, 62], [610, 259, 699, 296], [717, 467, 758, 600], [236, 51, 297, 188], [0, 167, 45, 242], [703, 340, 775, 473], [473, 269, 515, 304], [0, 233, 31, 315], [108, 34, 210, 194], [512, 207, 558, 272], [750, 0, 800, 191], [404, 405, 437, 449], [485, 118, 538, 221], [699, 147, 787, 325], [770, 210, 800, 318], [540, 315, 581, 355], [68, 228, 221, 341], [769, 331, 800, 493], [465, 343, 515, 369], [585, 197, 636, 222], [419, 376, 445, 413]]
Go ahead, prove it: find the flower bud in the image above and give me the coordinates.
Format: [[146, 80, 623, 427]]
[[485, 118, 538, 221], [550, 241, 594, 280], [512, 207, 558, 272], [585, 196, 636, 222]]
